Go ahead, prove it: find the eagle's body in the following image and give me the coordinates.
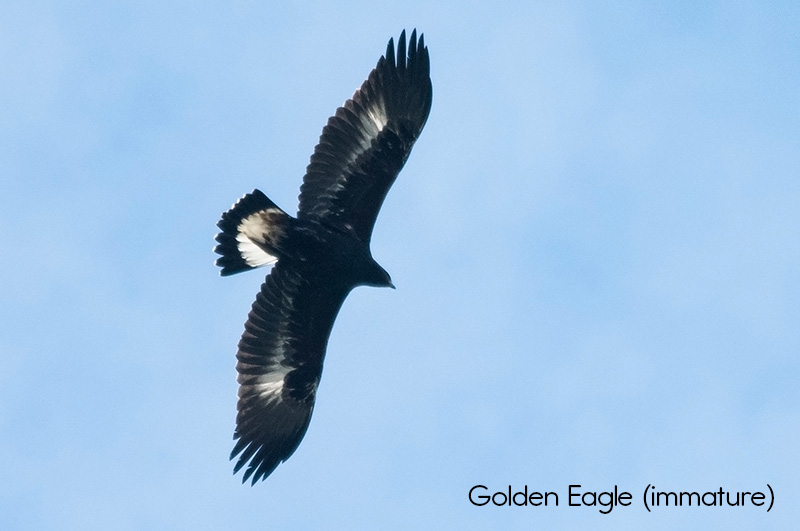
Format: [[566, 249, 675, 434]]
[[214, 30, 432, 484]]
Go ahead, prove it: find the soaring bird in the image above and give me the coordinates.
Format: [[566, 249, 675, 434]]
[[214, 30, 432, 484]]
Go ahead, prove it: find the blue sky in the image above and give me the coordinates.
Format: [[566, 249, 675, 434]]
[[1, 1, 798, 529]]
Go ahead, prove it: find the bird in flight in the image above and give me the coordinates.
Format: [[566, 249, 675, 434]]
[[214, 30, 432, 484]]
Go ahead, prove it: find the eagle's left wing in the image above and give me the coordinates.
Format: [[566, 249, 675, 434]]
[[231, 261, 349, 484]]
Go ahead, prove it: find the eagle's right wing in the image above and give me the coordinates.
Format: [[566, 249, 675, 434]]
[[297, 29, 432, 243]]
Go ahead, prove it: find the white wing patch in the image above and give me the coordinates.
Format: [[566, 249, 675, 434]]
[[365, 98, 388, 134], [252, 373, 287, 405], [249, 329, 295, 405], [341, 97, 389, 170]]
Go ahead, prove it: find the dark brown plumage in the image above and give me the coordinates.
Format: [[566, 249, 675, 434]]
[[214, 30, 432, 484]]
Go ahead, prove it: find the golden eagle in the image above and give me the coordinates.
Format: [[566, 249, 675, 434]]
[[214, 30, 432, 484]]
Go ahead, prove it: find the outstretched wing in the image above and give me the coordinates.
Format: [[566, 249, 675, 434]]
[[297, 29, 433, 243], [231, 262, 349, 484]]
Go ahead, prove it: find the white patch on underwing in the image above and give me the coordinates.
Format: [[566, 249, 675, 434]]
[[366, 100, 388, 134], [341, 98, 389, 172], [253, 376, 286, 405], [252, 341, 292, 404]]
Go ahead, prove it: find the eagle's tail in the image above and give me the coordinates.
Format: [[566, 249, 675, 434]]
[[214, 190, 291, 276]]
